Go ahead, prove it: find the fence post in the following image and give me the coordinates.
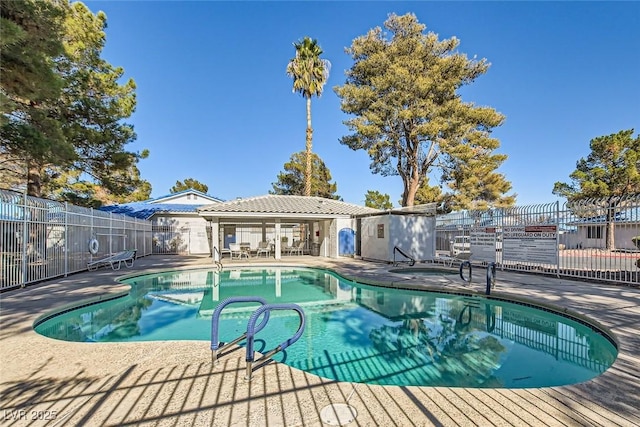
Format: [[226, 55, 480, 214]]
[[555, 200, 560, 278], [64, 202, 69, 277], [90, 207, 94, 259], [21, 191, 28, 287], [109, 212, 113, 254]]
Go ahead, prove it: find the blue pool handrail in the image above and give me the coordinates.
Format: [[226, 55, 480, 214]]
[[210, 296, 269, 364], [245, 303, 306, 381]]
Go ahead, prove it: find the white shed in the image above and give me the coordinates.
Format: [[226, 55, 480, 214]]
[[357, 204, 437, 264]]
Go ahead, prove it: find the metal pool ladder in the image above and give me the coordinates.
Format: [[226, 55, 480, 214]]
[[460, 261, 497, 295], [210, 296, 306, 380], [212, 247, 223, 271]]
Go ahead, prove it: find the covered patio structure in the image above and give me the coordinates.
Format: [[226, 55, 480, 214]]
[[197, 195, 379, 260]]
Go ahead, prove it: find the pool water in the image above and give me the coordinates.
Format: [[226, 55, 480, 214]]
[[34, 267, 617, 388]]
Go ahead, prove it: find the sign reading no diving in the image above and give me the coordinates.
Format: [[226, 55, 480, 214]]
[[503, 225, 558, 264], [503, 225, 557, 239]]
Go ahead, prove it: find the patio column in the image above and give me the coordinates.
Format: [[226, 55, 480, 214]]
[[329, 219, 338, 258], [210, 218, 220, 261], [275, 219, 281, 260]]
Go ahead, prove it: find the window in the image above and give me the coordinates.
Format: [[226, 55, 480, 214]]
[[587, 226, 602, 239]]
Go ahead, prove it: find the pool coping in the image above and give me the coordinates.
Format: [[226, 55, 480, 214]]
[[1, 255, 639, 426]]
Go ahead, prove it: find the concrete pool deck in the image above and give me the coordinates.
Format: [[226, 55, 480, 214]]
[[0, 255, 638, 426]]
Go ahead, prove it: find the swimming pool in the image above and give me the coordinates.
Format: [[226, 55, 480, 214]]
[[34, 267, 617, 388]]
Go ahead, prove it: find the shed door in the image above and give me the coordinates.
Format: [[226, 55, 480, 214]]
[[223, 226, 236, 249], [338, 228, 355, 255]]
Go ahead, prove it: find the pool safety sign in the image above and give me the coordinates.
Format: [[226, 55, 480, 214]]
[[503, 225, 558, 264], [470, 227, 499, 263]]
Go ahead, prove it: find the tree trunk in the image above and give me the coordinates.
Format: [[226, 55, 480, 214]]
[[401, 176, 420, 207], [26, 163, 42, 198], [405, 180, 418, 207], [305, 96, 312, 197]]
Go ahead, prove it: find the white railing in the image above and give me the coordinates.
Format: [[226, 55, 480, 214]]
[[0, 189, 152, 291]]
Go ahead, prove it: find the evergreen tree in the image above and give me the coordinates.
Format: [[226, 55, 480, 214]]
[[334, 13, 514, 208], [51, 1, 147, 203], [553, 129, 640, 249], [364, 190, 392, 209], [413, 177, 444, 206], [271, 152, 340, 199], [170, 178, 209, 194], [0, 0, 72, 194], [0, 0, 150, 206]]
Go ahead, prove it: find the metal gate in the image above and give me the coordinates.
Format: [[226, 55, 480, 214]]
[[152, 225, 188, 254]]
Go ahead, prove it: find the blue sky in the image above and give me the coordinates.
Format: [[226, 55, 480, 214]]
[[84, 1, 639, 207]]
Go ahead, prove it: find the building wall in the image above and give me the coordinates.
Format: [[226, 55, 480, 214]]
[[360, 215, 391, 262], [617, 226, 639, 250], [361, 214, 436, 263], [152, 214, 210, 254], [389, 215, 436, 261], [575, 224, 639, 250]]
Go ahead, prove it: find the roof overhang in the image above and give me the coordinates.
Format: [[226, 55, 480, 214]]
[[199, 211, 354, 221], [197, 195, 379, 222], [354, 203, 438, 218]]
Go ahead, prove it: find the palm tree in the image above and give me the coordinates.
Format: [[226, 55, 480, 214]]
[[286, 37, 330, 196]]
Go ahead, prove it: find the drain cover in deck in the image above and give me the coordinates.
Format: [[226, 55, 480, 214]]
[[320, 403, 357, 426]]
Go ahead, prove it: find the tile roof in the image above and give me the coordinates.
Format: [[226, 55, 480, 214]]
[[197, 195, 379, 216]]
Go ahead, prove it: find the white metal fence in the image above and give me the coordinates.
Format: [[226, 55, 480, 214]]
[[2, 189, 638, 289], [436, 195, 640, 285], [1, 190, 152, 291], [152, 224, 186, 254], [151, 224, 213, 255]]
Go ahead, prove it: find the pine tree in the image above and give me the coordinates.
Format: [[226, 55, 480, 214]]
[[334, 13, 514, 208], [271, 152, 340, 200]]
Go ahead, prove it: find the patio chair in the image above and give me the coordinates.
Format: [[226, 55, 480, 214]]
[[436, 251, 472, 267], [255, 241, 271, 258], [229, 243, 248, 259], [283, 241, 294, 255], [288, 241, 305, 256], [87, 250, 136, 271], [218, 247, 232, 258], [240, 242, 252, 256]]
